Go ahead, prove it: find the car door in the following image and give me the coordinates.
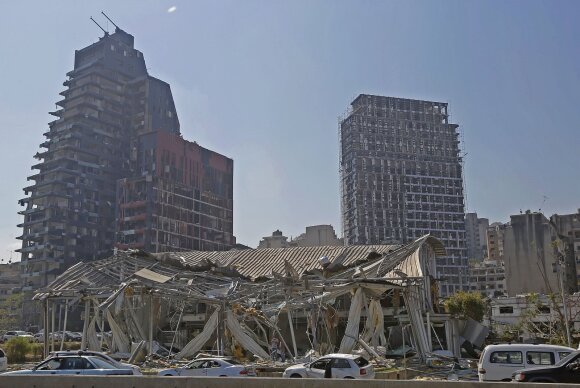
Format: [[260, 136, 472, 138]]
[[204, 360, 224, 376], [560, 356, 580, 383], [180, 360, 208, 376], [488, 350, 523, 380], [307, 358, 330, 378], [330, 358, 351, 378]]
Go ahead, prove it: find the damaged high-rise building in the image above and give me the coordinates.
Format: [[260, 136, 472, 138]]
[[340, 94, 467, 296], [17, 27, 234, 324]]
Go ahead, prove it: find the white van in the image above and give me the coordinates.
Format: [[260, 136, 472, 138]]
[[478, 343, 574, 381]]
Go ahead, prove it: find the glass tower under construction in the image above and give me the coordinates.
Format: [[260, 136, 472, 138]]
[[340, 94, 467, 296]]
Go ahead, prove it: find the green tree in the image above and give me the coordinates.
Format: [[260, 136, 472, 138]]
[[444, 291, 486, 322]]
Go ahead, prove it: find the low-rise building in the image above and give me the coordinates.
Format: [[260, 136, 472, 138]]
[[289, 225, 343, 247], [489, 293, 580, 343], [257, 230, 289, 249]]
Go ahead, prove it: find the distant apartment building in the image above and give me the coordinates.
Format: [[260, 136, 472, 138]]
[[465, 213, 489, 260], [17, 27, 233, 324], [340, 94, 467, 296], [468, 259, 506, 297], [258, 230, 289, 249], [503, 211, 577, 296], [258, 225, 343, 249], [0, 263, 21, 303], [487, 222, 507, 261], [550, 210, 580, 285], [289, 225, 343, 247]]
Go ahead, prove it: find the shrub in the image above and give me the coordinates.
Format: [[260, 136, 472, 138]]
[[30, 343, 44, 360], [444, 291, 486, 322], [5, 337, 31, 363]]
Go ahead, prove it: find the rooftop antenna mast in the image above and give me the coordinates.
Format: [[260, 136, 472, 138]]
[[90, 17, 108, 35], [101, 11, 121, 31]]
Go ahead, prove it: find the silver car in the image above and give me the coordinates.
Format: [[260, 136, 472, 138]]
[[50, 350, 142, 375], [2, 355, 134, 375], [158, 357, 255, 377]]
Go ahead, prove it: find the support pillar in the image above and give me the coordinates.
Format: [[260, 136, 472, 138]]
[[60, 299, 68, 351], [286, 302, 298, 360], [81, 299, 90, 350], [50, 301, 56, 352], [43, 298, 49, 358], [149, 293, 154, 356]]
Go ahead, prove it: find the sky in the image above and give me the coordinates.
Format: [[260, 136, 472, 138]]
[[1, 0, 579, 258]]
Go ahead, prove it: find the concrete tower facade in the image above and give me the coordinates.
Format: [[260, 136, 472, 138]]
[[18, 28, 233, 325]]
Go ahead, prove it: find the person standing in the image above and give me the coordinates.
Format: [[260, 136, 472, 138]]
[[270, 336, 280, 361]]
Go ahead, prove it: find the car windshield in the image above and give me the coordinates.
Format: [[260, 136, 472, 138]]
[[353, 357, 369, 367], [556, 350, 580, 366], [88, 357, 118, 369]]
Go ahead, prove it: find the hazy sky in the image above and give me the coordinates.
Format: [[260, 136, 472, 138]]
[[1, 1, 579, 258]]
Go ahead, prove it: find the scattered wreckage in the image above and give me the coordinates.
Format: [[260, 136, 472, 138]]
[[32, 234, 487, 379]]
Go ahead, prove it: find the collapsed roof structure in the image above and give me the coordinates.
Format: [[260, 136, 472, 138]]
[[33, 235, 474, 363]]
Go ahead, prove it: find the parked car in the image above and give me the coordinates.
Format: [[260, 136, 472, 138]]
[[478, 343, 574, 382], [63, 331, 82, 342], [0, 348, 7, 372], [512, 350, 580, 383], [1, 331, 34, 343], [282, 354, 375, 379], [1, 355, 134, 375], [33, 331, 62, 343], [50, 350, 142, 375], [158, 357, 255, 377]]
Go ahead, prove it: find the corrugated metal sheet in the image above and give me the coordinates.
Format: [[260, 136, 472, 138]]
[[164, 244, 398, 280], [134, 268, 171, 283]]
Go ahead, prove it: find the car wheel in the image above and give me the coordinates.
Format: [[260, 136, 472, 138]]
[[162, 374, 174, 376], [344, 376, 355, 379], [290, 374, 302, 378]]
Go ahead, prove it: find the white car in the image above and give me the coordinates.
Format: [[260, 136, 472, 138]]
[[50, 350, 142, 375], [158, 357, 255, 377], [0, 348, 7, 372], [2, 355, 134, 375], [283, 353, 375, 379], [1, 331, 34, 343]]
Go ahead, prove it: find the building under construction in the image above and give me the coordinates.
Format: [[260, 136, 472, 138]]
[[17, 24, 233, 325], [340, 94, 467, 296]]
